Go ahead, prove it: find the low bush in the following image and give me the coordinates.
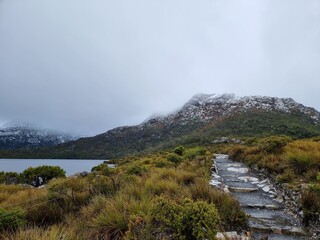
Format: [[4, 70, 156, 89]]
[[0, 172, 20, 185], [167, 153, 182, 165], [126, 164, 147, 176], [184, 147, 206, 160], [150, 197, 220, 240], [174, 146, 186, 156], [20, 165, 66, 187], [189, 180, 248, 231], [0, 208, 26, 232]]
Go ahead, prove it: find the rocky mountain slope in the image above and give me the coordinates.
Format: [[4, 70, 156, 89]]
[[144, 93, 319, 125], [2, 93, 320, 159], [0, 122, 75, 150]]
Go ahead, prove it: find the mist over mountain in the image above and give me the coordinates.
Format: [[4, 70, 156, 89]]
[[3, 93, 319, 159], [0, 122, 76, 150]]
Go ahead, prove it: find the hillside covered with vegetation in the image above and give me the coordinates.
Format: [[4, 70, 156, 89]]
[[1, 109, 320, 160]]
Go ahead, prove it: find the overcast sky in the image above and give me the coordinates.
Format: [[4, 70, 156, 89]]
[[0, 0, 319, 135]]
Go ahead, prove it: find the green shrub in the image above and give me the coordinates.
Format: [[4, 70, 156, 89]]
[[0, 208, 26, 232], [174, 146, 186, 156], [151, 197, 220, 240], [167, 153, 182, 165], [257, 136, 291, 153], [184, 147, 206, 160], [20, 166, 66, 187], [0, 172, 20, 185], [154, 159, 171, 168], [126, 164, 147, 176]]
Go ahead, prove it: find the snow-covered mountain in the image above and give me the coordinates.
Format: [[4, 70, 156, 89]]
[[143, 93, 320, 126], [0, 122, 75, 150], [2, 93, 320, 159]]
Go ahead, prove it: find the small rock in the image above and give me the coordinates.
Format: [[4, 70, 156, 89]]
[[299, 210, 304, 218], [283, 227, 306, 236], [238, 176, 259, 182], [265, 204, 279, 210], [262, 186, 270, 192], [271, 227, 282, 234], [223, 186, 230, 193]]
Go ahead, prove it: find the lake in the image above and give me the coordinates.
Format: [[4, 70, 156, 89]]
[[0, 159, 108, 176]]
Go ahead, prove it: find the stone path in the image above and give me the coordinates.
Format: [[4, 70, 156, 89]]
[[211, 154, 308, 240]]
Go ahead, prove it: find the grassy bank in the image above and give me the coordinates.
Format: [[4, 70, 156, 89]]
[[0, 146, 247, 239]]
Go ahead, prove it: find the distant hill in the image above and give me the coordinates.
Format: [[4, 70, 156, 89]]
[[2, 94, 320, 159], [0, 122, 75, 150]]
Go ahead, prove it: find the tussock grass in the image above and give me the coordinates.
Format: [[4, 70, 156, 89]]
[[0, 146, 248, 239], [189, 180, 247, 231], [2, 226, 68, 240]]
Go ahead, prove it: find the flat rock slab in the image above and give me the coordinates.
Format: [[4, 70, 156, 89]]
[[227, 167, 249, 173], [226, 181, 258, 189], [238, 176, 259, 182], [252, 232, 305, 240], [232, 191, 276, 206]]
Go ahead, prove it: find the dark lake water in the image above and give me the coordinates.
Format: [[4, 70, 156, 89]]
[[0, 159, 107, 176]]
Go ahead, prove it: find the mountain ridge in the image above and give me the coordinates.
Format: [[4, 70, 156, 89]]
[[1, 93, 320, 159], [0, 122, 76, 150]]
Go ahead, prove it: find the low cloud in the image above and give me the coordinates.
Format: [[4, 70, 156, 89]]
[[0, 0, 319, 135]]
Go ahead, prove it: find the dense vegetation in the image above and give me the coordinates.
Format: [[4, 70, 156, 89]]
[[226, 136, 320, 224], [0, 147, 247, 239]]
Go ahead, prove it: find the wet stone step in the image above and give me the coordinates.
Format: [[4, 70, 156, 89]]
[[213, 156, 308, 239], [250, 225, 306, 239], [242, 204, 282, 210], [226, 181, 258, 189], [252, 232, 305, 240], [217, 162, 245, 167], [243, 207, 292, 222], [232, 191, 277, 206], [248, 214, 295, 228], [217, 169, 249, 177]]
